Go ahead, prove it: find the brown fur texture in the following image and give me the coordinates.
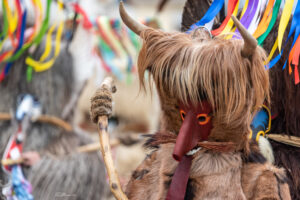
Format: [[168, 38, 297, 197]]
[[180, 0, 299, 197], [126, 144, 290, 200], [265, 17, 300, 200], [242, 162, 291, 200], [138, 28, 269, 151], [100, 2, 293, 199]]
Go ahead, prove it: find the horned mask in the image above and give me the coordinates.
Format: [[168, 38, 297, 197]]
[[119, 1, 269, 152], [120, 1, 269, 199]]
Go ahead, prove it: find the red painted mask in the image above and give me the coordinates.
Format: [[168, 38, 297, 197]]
[[173, 100, 213, 161]]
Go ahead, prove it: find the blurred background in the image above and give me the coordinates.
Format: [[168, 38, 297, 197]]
[[0, 0, 186, 199]]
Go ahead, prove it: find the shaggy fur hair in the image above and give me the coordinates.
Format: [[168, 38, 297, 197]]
[[121, 25, 291, 199], [137, 28, 269, 151], [181, 0, 299, 198], [126, 143, 290, 200]]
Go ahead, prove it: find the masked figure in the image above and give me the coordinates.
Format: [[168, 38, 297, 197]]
[[0, 6, 108, 199], [90, 2, 291, 199], [181, 0, 300, 199]]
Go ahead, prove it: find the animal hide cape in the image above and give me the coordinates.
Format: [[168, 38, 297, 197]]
[[126, 142, 290, 200]]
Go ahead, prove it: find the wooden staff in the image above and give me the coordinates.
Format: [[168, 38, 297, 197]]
[[0, 113, 72, 132], [97, 77, 128, 200], [2, 138, 121, 165], [267, 134, 300, 148]]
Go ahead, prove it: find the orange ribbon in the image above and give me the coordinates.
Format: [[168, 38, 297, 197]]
[[253, 0, 275, 38]]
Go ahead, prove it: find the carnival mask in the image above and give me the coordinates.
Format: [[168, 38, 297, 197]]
[[173, 100, 213, 161]]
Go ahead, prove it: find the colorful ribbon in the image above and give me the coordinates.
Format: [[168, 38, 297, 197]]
[[253, 0, 275, 38], [72, 3, 93, 29], [257, 0, 282, 45], [211, 0, 239, 36], [221, 0, 240, 35], [26, 0, 64, 76], [188, 0, 224, 32], [277, 0, 295, 52]]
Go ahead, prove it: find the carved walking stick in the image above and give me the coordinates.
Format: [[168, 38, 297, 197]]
[[95, 77, 128, 200]]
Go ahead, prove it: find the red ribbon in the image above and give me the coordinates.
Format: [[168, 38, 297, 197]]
[[72, 3, 93, 29], [211, 0, 239, 36]]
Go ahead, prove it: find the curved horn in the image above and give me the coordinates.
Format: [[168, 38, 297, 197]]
[[119, 1, 147, 36], [231, 16, 257, 58]]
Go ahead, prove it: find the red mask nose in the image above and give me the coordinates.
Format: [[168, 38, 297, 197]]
[[173, 111, 198, 161], [173, 101, 212, 161]]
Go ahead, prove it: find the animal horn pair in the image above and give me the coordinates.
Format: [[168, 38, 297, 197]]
[[119, 1, 257, 57]]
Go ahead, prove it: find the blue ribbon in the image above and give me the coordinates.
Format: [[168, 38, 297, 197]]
[[12, 165, 34, 200], [267, 1, 300, 69], [188, 0, 224, 32], [4, 9, 27, 75]]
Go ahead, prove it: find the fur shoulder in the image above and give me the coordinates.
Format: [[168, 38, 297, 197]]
[[242, 162, 291, 200], [125, 150, 162, 200]]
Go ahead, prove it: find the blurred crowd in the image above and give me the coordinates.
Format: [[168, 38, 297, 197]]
[[0, 0, 184, 199]]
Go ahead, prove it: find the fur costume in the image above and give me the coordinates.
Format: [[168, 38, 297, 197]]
[[126, 143, 290, 200], [181, 0, 300, 198], [90, 2, 291, 199], [0, 37, 108, 199]]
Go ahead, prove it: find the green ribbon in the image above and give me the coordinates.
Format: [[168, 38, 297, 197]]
[[5, 0, 52, 62], [257, 0, 282, 45], [0, 0, 9, 40], [26, 66, 33, 82]]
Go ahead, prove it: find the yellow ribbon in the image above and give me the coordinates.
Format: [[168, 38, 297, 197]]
[[40, 23, 56, 61], [265, 38, 278, 64], [26, 22, 64, 72], [31, 0, 44, 39], [26, 0, 64, 73], [240, 0, 249, 18], [221, 0, 240, 35], [278, 0, 294, 52], [4, 0, 18, 48], [5, 0, 18, 35]]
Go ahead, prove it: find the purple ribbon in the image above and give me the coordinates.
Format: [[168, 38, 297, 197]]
[[234, 0, 258, 38]]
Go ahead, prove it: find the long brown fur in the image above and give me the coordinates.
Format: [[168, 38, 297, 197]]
[[112, 2, 292, 199], [180, 0, 299, 197], [138, 28, 269, 150]]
